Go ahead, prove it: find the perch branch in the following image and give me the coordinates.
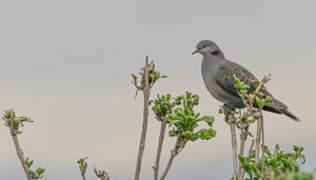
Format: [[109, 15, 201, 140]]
[[223, 105, 238, 180], [153, 116, 167, 180], [134, 56, 154, 180]]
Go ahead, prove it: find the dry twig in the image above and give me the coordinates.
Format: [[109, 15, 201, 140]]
[[94, 167, 110, 180]]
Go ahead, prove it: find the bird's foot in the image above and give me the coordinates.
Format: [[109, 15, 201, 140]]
[[222, 104, 237, 124]]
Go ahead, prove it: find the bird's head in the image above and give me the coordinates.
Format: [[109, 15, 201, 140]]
[[192, 40, 224, 58]]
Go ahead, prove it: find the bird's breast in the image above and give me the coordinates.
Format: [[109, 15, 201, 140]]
[[201, 59, 243, 107], [202, 71, 228, 102]]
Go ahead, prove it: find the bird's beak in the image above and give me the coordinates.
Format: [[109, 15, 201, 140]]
[[192, 49, 199, 55]]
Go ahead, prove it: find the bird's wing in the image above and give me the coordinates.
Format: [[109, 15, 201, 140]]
[[215, 60, 272, 98], [215, 60, 297, 121]]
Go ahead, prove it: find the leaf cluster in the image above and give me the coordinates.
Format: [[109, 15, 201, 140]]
[[77, 157, 88, 169], [2, 109, 33, 134], [239, 145, 313, 180], [25, 157, 45, 179], [151, 92, 216, 142], [131, 70, 167, 90], [151, 94, 177, 118], [149, 71, 168, 87], [233, 74, 250, 95], [274, 172, 314, 180], [254, 93, 272, 109], [233, 74, 271, 109]]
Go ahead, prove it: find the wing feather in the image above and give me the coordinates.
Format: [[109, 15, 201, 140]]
[[215, 61, 272, 98]]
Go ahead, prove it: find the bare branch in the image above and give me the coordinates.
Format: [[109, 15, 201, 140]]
[[260, 114, 265, 177], [94, 167, 110, 180], [134, 56, 154, 180], [248, 139, 255, 155], [255, 112, 263, 162], [153, 116, 167, 180], [223, 105, 238, 180], [238, 123, 249, 180], [11, 134, 33, 180], [160, 137, 186, 180], [230, 124, 238, 180]]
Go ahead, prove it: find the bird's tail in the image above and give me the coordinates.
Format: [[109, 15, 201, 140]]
[[264, 98, 301, 123], [279, 109, 301, 123]]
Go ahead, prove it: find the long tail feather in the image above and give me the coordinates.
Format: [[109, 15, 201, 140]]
[[279, 109, 301, 122]]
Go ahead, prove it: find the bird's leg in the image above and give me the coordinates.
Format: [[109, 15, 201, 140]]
[[223, 104, 236, 123]]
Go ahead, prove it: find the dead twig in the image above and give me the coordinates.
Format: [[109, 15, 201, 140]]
[[94, 167, 110, 180]]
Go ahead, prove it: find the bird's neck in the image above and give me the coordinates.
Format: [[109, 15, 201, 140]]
[[206, 49, 225, 59], [202, 53, 223, 70]]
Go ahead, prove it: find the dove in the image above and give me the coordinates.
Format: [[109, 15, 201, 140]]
[[192, 40, 300, 122]]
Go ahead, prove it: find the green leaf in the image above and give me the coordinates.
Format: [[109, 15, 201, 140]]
[[36, 167, 45, 176], [298, 146, 304, 153], [77, 157, 88, 167], [255, 97, 265, 109], [4, 109, 14, 120], [131, 73, 137, 80], [197, 129, 216, 140], [265, 96, 272, 104], [248, 131, 254, 137], [254, 91, 264, 97], [249, 151, 255, 159], [168, 130, 178, 137], [249, 118, 256, 123], [198, 116, 215, 127], [25, 157, 34, 168]]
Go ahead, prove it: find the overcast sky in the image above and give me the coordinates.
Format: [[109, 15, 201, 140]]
[[0, 0, 315, 179]]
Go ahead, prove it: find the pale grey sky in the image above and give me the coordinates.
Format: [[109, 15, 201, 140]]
[[0, 0, 315, 179]]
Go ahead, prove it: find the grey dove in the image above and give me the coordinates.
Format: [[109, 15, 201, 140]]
[[192, 40, 300, 122]]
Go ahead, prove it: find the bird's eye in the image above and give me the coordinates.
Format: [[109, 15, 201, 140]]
[[202, 45, 207, 48]]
